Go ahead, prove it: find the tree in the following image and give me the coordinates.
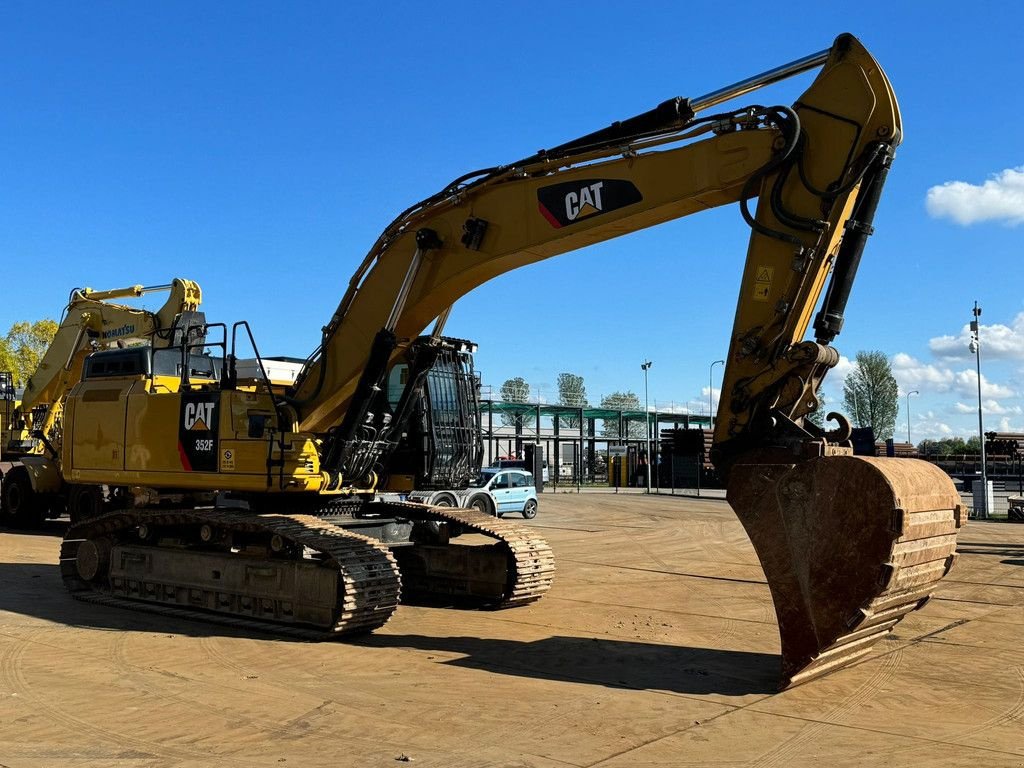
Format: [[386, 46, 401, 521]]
[[0, 319, 59, 386], [499, 376, 533, 428], [600, 391, 646, 438], [842, 350, 898, 440], [918, 436, 981, 456], [556, 372, 588, 429]]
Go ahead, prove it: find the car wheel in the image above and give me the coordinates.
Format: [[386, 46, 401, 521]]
[[522, 499, 538, 519], [469, 495, 495, 517]]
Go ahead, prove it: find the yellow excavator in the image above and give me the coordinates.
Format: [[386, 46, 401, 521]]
[[0, 279, 203, 526], [57, 34, 962, 689]]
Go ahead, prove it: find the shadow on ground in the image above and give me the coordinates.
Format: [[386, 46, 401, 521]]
[[0, 561, 778, 696], [957, 541, 1024, 559], [355, 632, 779, 696], [0, 519, 69, 538], [0, 561, 294, 641]]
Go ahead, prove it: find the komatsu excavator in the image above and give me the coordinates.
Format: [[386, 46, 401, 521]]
[[0, 279, 203, 525], [58, 34, 962, 689]]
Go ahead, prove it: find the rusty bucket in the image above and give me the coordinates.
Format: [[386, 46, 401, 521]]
[[728, 455, 963, 688]]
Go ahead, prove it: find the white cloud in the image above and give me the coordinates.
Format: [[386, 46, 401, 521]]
[[953, 370, 1015, 399], [700, 386, 721, 401], [996, 416, 1024, 432], [929, 312, 1024, 361], [891, 353, 1015, 399], [952, 400, 1022, 416], [926, 166, 1024, 226], [914, 411, 955, 440], [832, 354, 855, 381]]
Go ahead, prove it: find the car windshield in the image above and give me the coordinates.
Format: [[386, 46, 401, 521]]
[[469, 471, 497, 488]]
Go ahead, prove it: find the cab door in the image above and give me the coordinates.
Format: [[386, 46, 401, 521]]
[[490, 471, 513, 513], [506, 471, 533, 512]]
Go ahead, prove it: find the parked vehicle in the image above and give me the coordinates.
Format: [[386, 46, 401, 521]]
[[494, 457, 549, 483], [467, 468, 538, 519]]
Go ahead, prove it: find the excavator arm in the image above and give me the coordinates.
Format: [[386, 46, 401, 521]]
[[20, 278, 202, 448], [289, 34, 962, 687], [291, 34, 892, 454]]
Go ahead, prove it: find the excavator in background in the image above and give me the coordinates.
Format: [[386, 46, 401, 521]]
[[1, 282, 487, 526], [57, 34, 962, 689], [0, 279, 204, 525]]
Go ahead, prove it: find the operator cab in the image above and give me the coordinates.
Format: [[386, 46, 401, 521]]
[[82, 346, 222, 388]]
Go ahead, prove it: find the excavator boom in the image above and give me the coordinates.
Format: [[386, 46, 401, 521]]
[[285, 34, 960, 687], [20, 278, 202, 446]]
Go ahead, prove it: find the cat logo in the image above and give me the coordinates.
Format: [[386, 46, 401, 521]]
[[537, 178, 642, 229], [184, 401, 215, 431], [564, 181, 604, 222]]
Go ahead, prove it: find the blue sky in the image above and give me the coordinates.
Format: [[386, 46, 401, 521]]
[[2, 2, 1022, 441]]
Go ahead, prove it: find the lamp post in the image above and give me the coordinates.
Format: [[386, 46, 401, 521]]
[[641, 361, 652, 493], [906, 390, 918, 446], [709, 359, 725, 431], [969, 301, 988, 518]]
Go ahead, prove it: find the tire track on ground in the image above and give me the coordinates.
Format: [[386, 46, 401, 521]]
[[943, 666, 1024, 744], [0, 631, 235, 763], [112, 633, 310, 741], [750, 649, 904, 768]]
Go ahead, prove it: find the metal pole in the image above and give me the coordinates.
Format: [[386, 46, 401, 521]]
[[906, 390, 918, 446], [653, 401, 660, 494], [971, 302, 988, 518], [578, 407, 584, 494], [641, 361, 652, 493], [690, 47, 830, 113], [709, 360, 724, 433]]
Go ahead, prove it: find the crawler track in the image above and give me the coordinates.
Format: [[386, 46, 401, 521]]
[[61, 508, 402, 639], [60, 503, 554, 639], [378, 501, 556, 607]]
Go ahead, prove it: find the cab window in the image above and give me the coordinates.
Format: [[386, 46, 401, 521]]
[[83, 349, 150, 379], [152, 348, 222, 381]]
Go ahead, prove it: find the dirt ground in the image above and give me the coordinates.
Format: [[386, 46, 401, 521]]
[[0, 493, 1022, 768]]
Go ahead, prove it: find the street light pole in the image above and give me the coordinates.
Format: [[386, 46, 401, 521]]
[[641, 361, 652, 494], [906, 390, 919, 446], [709, 359, 725, 431], [970, 301, 988, 518]]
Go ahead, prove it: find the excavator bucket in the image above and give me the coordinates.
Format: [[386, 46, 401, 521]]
[[728, 455, 963, 689]]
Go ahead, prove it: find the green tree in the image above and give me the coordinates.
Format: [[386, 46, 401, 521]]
[[919, 436, 982, 456], [499, 376, 533, 428], [842, 351, 898, 440], [0, 319, 59, 386], [600, 391, 646, 438], [556, 372, 588, 429]]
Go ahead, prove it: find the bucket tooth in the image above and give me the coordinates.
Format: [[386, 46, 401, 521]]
[[727, 455, 962, 689]]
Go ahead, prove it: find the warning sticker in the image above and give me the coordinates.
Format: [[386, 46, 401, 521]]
[[753, 265, 774, 302], [221, 448, 235, 471]]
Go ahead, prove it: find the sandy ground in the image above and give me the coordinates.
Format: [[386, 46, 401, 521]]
[[0, 493, 1022, 768]]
